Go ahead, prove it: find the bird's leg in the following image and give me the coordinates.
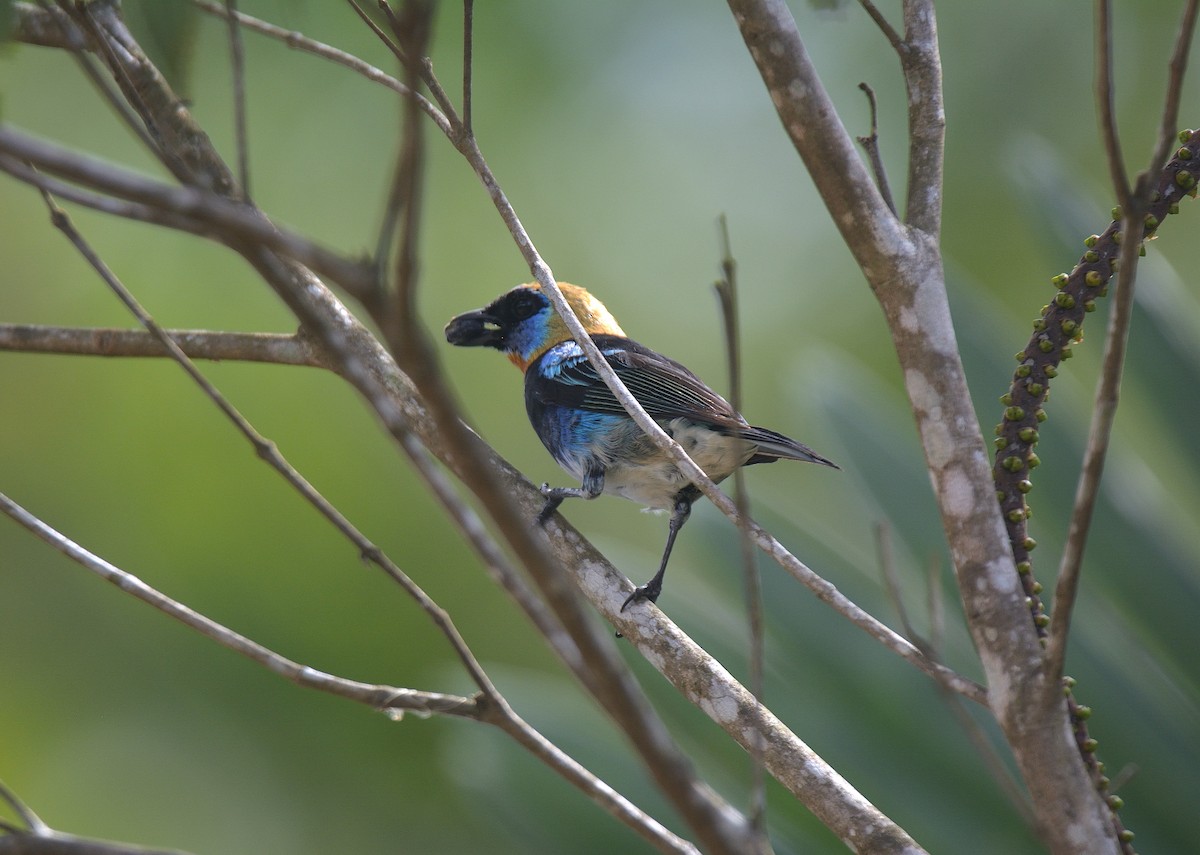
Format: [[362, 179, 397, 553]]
[[621, 494, 693, 611], [537, 466, 604, 525]]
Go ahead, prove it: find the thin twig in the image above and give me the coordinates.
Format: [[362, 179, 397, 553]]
[[856, 82, 897, 217], [383, 0, 434, 341], [185, 0, 451, 136], [1095, 0, 1132, 209], [224, 0, 252, 200], [712, 216, 767, 847], [1144, 0, 1200, 195], [858, 0, 903, 53], [0, 779, 48, 834], [345, 0, 405, 63], [36, 1, 157, 154], [462, 0, 475, 136], [0, 491, 481, 719], [1048, 0, 1199, 688], [0, 324, 322, 366], [0, 130, 377, 301], [875, 521, 925, 649]]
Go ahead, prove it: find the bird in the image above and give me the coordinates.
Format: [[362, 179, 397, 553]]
[[444, 281, 838, 612]]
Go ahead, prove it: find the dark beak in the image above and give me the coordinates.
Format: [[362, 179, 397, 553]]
[[445, 309, 504, 348]]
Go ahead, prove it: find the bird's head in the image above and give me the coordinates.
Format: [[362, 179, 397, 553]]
[[445, 282, 626, 371]]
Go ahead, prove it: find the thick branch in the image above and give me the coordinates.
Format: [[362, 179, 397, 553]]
[[726, 1, 1121, 852]]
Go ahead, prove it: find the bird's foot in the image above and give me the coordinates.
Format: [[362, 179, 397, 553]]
[[536, 486, 563, 526], [620, 581, 661, 613]]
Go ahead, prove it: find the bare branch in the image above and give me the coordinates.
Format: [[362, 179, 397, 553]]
[[462, 0, 475, 136], [856, 83, 897, 217], [898, 0, 945, 233], [1046, 2, 1199, 688], [0, 779, 48, 834], [184, 0, 451, 135], [224, 0, 252, 199], [0, 830, 192, 854], [1095, 0, 1132, 209], [712, 217, 768, 846], [858, 0, 903, 52], [0, 491, 482, 719], [0, 324, 323, 366], [0, 129, 377, 300]]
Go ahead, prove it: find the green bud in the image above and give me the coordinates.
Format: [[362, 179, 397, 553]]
[[1177, 169, 1196, 189], [1027, 382, 1044, 397], [1033, 318, 1048, 331], [1036, 409, 1047, 422], [1084, 234, 1099, 247], [1085, 270, 1104, 287], [1017, 479, 1033, 494], [1055, 292, 1077, 308], [1179, 129, 1193, 143], [1016, 561, 1032, 574], [1061, 319, 1078, 336], [1007, 508, 1025, 523], [1075, 705, 1092, 719], [1099, 775, 1111, 790], [1107, 795, 1123, 810], [1028, 452, 1041, 468], [1051, 273, 1069, 287], [1000, 392, 1013, 405], [1031, 580, 1043, 593], [1035, 612, 1050, 626], [1139, 244, 1147, 256], [1044, 365, 1058, 378], [1144, 213, 1160, 230], [1016, 364, 1032, 378], [1023, 536, 1037, 550], [1038, 339, 1055, 353], [1083, 738, 1099, 752], [1003, 455, 1023, 473], [1170, 202, 1181, 215], [1178, 146, 1193, 160], [1084, 299, 1097, 312], [1110, 206, 1122, 220], [996, 490, 1006, 502], [1063, 675, 1077, 688], [1004, 406, 1026, 421], [1118, 830, 1134, 843], [1062, 346, 1074, 359], [1112, 230, 1122, 244], [1083, 249, 1100, 263], [1019, 427, 1039, 443], [993, 436, 1006, 449]]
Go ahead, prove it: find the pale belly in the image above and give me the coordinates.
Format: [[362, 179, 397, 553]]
[[593, 419, 755, 510]]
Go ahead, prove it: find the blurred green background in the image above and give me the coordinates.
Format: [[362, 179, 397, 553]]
[[2, 1, 1199, 852]]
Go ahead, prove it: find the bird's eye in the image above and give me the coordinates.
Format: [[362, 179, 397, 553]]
[[511, 292, 544, 321]]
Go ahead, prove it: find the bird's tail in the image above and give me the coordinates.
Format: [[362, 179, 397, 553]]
[[738, 425, 840, 469]]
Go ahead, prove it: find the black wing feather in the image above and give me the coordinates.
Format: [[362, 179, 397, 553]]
[[544, 334, 744, 428]]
